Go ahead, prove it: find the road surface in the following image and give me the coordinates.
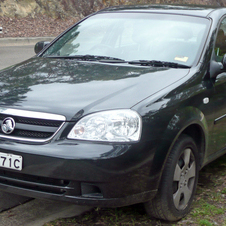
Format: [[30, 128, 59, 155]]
[[0, 44, 91, 225], [0, 45, 35, 70]]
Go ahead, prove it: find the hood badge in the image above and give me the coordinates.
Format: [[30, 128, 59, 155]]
[[1, 117, 16, 134]]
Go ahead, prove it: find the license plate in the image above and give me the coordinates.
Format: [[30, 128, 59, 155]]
[[0, 152, 22, 171]]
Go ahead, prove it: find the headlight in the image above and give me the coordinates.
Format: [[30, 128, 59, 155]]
[[67, 110, 142, 142]]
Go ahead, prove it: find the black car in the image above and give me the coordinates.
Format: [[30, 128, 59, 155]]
[[0, 4, 226, 221]]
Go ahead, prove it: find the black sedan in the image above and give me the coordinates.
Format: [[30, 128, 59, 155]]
[[0, 4, 226, 221]]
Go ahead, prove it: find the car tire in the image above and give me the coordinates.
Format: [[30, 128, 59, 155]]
[[144, 134, 199, 221]]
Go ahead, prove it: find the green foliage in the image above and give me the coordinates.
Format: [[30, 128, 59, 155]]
[[199, 219, 213, 226]]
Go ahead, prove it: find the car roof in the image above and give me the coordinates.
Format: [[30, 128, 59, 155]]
[[99, 4, 226, 18]]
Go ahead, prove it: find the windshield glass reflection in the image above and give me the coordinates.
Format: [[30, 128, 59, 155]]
[[42, 13, 209, 66]]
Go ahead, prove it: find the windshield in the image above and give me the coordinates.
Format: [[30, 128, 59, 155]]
[[42, 13, 210, 66]]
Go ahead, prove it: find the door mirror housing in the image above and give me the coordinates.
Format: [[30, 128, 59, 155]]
[[209, 60, 223, 79], [34, 41, 50, 54]]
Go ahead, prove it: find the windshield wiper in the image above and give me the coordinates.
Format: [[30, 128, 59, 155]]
[[45, 56, 189, 68], [46, 55, 126, 63], [128, 60, 190, 68]]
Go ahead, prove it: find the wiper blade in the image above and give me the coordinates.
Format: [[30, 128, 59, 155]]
[[99, 58, 126, 63], [128, 60, 190, 68], [46, 55, 126, 63]]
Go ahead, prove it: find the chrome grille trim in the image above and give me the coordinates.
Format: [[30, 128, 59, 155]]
[[0, 108, 66, 143], [1, 122, 58, 133], [0, 123, 65, 143], [0, 108, 66, 121]]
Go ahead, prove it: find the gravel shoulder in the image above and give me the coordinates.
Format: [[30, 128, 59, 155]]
[[0, 16, 77, 38]]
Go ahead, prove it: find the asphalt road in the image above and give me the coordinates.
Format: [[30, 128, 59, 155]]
[[0, 45, 35, 70], [0, 44, 91, 225], [0, 44, 35, 212]]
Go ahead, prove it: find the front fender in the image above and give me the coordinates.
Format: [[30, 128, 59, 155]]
[[150, 106, 208, 186]]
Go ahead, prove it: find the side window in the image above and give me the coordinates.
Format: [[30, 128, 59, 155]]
[[215, 18, 226, 62]]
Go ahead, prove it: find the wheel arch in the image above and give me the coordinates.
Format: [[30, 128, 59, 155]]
[[150, 106, 208, 189], [181, 123, 206, 169]]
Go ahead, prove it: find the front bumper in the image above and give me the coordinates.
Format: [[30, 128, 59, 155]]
[[0, 139, 159, 207]]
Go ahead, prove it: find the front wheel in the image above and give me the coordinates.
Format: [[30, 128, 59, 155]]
[[145, 134, 199, 221]]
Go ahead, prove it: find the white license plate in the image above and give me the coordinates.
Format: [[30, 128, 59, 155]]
[[0, 152, 22, 171]]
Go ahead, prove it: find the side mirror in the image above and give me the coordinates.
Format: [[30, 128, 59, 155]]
[[34, 41, 50, 54], [209, 60, 223, 79]]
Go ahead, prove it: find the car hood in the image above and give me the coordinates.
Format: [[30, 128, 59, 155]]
[[0, 57, 189, 120]]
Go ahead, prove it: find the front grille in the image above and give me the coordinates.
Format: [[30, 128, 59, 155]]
[[0, 108, 66, 143], [17, 117, 62, 127], [14, 129, 53, 139], [0, 170, 71, 195], [0, 113, 62, 127]]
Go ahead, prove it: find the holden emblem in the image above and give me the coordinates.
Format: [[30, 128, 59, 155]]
[[1, 117, 16, 134]]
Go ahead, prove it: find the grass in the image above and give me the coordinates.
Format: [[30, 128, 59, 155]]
[[198, 219, 213, 226], [44, 154, 226, 226]]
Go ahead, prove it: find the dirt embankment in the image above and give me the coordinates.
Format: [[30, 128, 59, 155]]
[[0, 0, 226, 19], [0, 0, 226, 38]]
